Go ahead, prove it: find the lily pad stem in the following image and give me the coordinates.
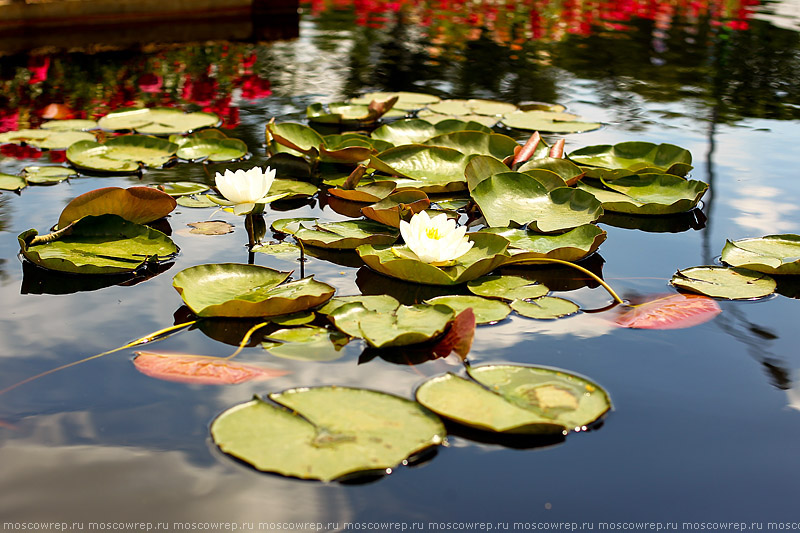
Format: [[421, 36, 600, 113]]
[[508, 257, 624, 305], [27, 221, 77, 246], [223, 321, 271, 360], [0, 320, 197, 396]]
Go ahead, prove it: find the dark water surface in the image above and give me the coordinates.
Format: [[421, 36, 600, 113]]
[[2, 0, 800, 528]]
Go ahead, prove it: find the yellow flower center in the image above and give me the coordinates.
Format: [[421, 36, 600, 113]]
[[425, 227, 443, 240]]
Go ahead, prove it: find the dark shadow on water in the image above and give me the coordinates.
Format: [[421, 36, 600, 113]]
[[20, 259, 174, 295]]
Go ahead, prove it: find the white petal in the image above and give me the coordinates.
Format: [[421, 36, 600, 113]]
[[233, 202, 255, 215]]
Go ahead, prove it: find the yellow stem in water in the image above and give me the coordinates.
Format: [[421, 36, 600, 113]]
[[223, 322, 270, 360], [507, 257, 624, 305], [0, 321, 197, 396]]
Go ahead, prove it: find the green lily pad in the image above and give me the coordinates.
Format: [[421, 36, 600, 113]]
[[318, 294, 401, 316], [480, 225, 607, 263], [416, 111, 499, 127], [577, 174, 707, 215], [22, 166, 78, 184], [57, 186, 177, 229], [98, 107, 219, 135], [470, 172, 603, 232], [266, 122, 325, 157], [328, 302, 453, 348], [370, 119, 441, 146], [269, 179, 319, 200], [467, 275, 549, 301], [501, 111, 602, 133], [721, 235, 800, 275], [173, 264, 335, 317], [169, 128, 228, 146], [0, 173, 27, 191], [670, 266, 777, 300], [19, 214, 178, 274], [176, 137, 248, 162], [425, 295, 511, 324], [67, 135, 178, 173], [40, 119, 99, 132], [262, 326, 349, 361], [350, 91, 441, 110], [357, 232, 509, 286], [361, 190, 430, 227], [427, 99, 518, 117], [211, 388, 445, 481], [280, 219, 399, 250], [0, 129, 96, 150], [517, 158, 584, 184], [424, 131, 519, 160], [511, 297, 580, 319], [568, 142, 692, 177], [324, 133, 392, 153], [176, 195, 218, 208], [307, 103, 389, 126], [519, 102, 567, 113], [416, 364, 610, 434], [370, 145, 468, 193], [252, 242, 302, 260], [327, 181, 396, 203]]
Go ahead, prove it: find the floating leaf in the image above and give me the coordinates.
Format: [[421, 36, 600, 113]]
[[133, 352, 288, 385], [187, 221, 234, 235], [424, 131, 519, 159], [22, 166, 77, 184], [57, 186, 177, 229], [431, 308, 476, 359], [67, 136, 178, 173], [614, 293, 721, 329], [288, 219, 399, 250], [263, 326, 349, 361], [40, 119, 98, 131], [670, 266, 777, 300], [510, 297, 580, 319], [721, 235, 800, 275], [307, 101, 397, 126], [269, 179, 319, 200], [19, 214, 177, 274], [361, 190, 430, 227], [357, 232, 509, 286], [266, 122, 325, 156], [370, 145, 469, 193], [467, 275, 549, 301], [98, 107, 219, 135], [173, 264, 335, 317], [155, 181, 210, 197], [502, 111, 601, 133], [318, 294, 401, 316], [350, 91, 440, 110], [0, 173, 26, 191], [470, 172, 603, 232], [176, 137, 248, 162], [577, 174, 707, 215], [568, 142, 692, 177], [427, 99, 518, 117], [211, 388, 445, 481], [327, 181, 396, 203], [328, 302, 454, 348], [0, 129, 95, 149], [176, 195, 218, 208], [416, 111, 499, 127], [252, 242, 301, 260], [425, 295, 511, 324], [480, 225, 606, 263], [416, 364, 610, 434]]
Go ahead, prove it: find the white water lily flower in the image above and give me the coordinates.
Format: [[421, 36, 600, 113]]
[[398, 210, 474, 265], [214, 166, 277, 215]]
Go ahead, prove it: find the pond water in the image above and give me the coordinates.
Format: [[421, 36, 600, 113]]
[[2, 0, 800, 528]]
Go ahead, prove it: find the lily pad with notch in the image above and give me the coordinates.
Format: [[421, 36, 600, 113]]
[[22, 166, 78, 185], [98, 107, 220, 135], [467, 275, 549, 301], [511, 297, 580, 319], [262, 325, 350, 362], [175, 136, 248, 162], [349, 91, 441, 110], [278, 218, 399, 250], [211, 387, 445, 482], [721, 235, 800, 275], [0, 129, 96, 150], [172, 263, 335, 317], [415, 364, 611, 434], [327, 302, 453, 348], [670, 266, 777, 300], [0, 173, 27, 191], [425, 295, 511, 324], [480, 225, 607, 263], [19, 214, 178, 275], [369, 145, 469, 194], [67, 135, 178, 173], [424, 131, 519, 160], [567, 142, 692, 178], [501, 111, 602, 133], [576, 174, 707, 215], [361, 190, 430, 228]]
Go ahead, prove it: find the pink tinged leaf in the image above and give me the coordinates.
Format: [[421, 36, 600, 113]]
[[433, 308, 477, 360], [133, 352, 289, 385], [512, 131, 541, 166], [549, 138, 565, 158], [614, 293, 721, 330]]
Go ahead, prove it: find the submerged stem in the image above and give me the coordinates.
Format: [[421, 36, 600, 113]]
[[506, 257, 624, 305], [223, 322, 270, 360], [0, 321, 196, 396]]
